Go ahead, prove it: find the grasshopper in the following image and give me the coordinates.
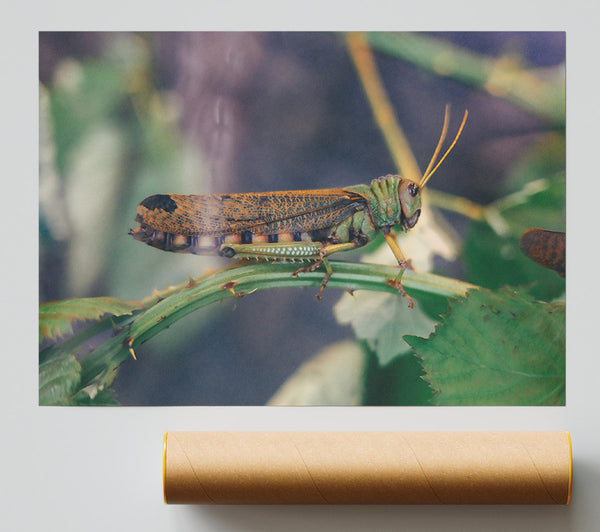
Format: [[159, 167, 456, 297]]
[[130, 108, 467, 305]]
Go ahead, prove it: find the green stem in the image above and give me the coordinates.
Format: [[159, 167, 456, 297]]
[[78, 260, 477, 389], [425, 189, 486, 222], [364, 32, 565, 127]]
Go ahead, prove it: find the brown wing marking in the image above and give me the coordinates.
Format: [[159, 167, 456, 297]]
[[136, 189, 366, 236]]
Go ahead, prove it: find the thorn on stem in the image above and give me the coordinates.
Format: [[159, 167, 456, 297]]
[[124, 337, 137, 360]]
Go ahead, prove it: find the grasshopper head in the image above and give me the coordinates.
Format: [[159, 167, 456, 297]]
[[398, 179, 422, 230]]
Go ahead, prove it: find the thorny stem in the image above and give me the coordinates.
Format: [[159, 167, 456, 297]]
[[77, 260, 477, 389]]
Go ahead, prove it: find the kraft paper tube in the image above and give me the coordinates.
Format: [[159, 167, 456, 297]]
[[163, 431, 572, 505]]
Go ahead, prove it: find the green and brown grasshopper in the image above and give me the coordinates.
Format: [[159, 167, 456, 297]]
[[130, 108, 467, 306]]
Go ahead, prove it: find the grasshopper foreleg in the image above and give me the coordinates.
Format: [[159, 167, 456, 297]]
[[382, 229, 414, 309]]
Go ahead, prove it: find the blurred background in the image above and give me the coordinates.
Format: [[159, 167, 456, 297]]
[[39, 32, 565, 405]]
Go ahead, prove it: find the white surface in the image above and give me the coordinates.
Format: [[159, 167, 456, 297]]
[[4, 1, 600, 531]]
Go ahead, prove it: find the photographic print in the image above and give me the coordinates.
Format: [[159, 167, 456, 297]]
[[39, 32, 565, 406]]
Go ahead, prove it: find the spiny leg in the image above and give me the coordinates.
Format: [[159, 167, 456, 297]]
[[220, 240, 346, 300], [293, 241, 359, 300], [311, 257, 334, 301], [383, 229, 414, 309]]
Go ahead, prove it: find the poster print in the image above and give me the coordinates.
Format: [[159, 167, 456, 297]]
[[39, 32, 565, 406]]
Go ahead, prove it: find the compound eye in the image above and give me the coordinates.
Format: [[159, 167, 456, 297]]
[[408, 182, 419, 197]]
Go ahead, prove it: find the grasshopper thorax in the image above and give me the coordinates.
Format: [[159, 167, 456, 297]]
[[357, 174, 421, 232]]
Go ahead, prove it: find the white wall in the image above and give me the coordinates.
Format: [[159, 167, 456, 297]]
[[4, 1, 599, 531]]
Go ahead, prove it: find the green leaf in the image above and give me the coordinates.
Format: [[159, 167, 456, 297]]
[[334, 290, 436, 366], [494, 176, 566, 233], [39, 297, 143, 342], [362, 346, 434, 405], [465, 222, 565, 301], [39, 351, 81, 405], [464, 132, 565, 301], [465, 176, 565, 301], [503, 133, 565, 194], [406, 288, 565, 405]]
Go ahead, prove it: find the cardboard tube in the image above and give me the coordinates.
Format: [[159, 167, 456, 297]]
[[163, 431, 572, 505]]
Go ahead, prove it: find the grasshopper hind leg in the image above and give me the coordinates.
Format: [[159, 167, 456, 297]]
[[292, 241, 361, 300], [291, 256, 334, 301], [219, 241, 335, 299]]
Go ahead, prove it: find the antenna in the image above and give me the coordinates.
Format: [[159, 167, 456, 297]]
[[419, 106, 468, 189]]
